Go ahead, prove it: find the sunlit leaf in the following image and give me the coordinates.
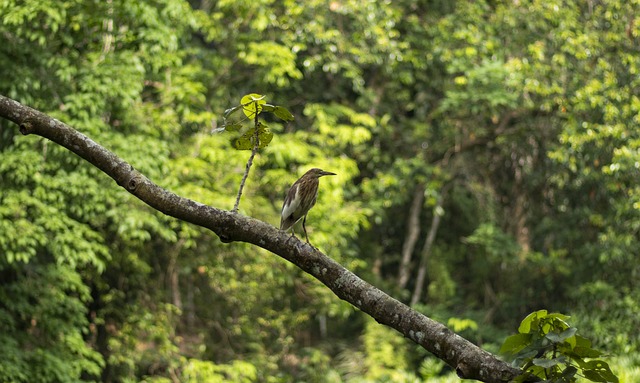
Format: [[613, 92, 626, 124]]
[[519, 310, 547, 334], [546, 313, 571, 322], [240, 93, 266, 119]]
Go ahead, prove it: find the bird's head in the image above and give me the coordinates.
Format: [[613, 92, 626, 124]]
[[306, 168, 336, 178]]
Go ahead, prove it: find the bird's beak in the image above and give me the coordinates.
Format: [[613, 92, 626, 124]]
[[320, 170, 336, 177]]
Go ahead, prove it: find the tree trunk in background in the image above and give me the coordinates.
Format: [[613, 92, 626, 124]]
[[167, 238, 186, 310], [186, 273, 195, 329], [508, 145, 533, 253], [410, 193, 444, 306], [398, 184, 425, 289]]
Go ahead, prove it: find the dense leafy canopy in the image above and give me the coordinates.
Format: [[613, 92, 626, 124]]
[[0, 0, 638, 381]]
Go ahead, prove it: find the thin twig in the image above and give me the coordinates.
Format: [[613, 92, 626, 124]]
[[232, 103, 261, 213]]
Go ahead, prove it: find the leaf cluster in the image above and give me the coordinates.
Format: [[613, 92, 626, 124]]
[[221, 93, 294, 150], [501, 310, 619, 383]]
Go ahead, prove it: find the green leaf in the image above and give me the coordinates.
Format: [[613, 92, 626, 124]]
[[240, 93, 266, 119], [546, 313, 571, 322], [512, 372, 533, 383], [584, 360, 612, 370], [257, 123, 273, 148], [582, 360, 619, 383], [513, 349, 539, 366], [519, 310, 547, 334], [523, 365, 547, 379], [231, 129, 254, 150], [500, 333, 531, 354], [273, 106, 295, 121], [547, 313, 571, 330], [241, 93, 266, 103], [224, 122, 243, 132], [261, 104, 275, 112], [584, 369, 619, 383], [532, 357, 561, 368], [575, 335, 592, 348], [224, 105, 243, 119], [230, 123, 273, 150], [545, 327, 577, 343], [562, 366, 578, 380], [573, 346, 603, 358]]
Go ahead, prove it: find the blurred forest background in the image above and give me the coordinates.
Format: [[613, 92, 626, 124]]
[[1, 0, 639, 382]]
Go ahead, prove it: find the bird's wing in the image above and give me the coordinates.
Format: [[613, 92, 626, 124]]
[[280, 184, 301, 229]]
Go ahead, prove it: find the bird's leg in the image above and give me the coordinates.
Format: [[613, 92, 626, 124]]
[[302, 215, 310, 244], [284, 229, 296, 245]]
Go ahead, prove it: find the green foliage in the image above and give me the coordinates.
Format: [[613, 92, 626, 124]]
[[571, 283, 640, 355], [502, 310, 619, 383], [362, 318, 410, 378], [222, 93, 294, 151], [181, 359, 257, 383], [0, 264, 104, 382], [231, 122, 273, 150], [425, 249, 456, 304], [2, 0, 640, 381], [464, 223, 521, 263]]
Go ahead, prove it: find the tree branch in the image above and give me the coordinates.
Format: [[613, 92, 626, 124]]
[[0, 95, 528, 383]]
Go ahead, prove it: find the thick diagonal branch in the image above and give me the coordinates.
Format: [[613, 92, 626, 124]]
[[0, 95, 528, 383]]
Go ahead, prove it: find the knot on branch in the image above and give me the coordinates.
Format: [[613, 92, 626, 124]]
[[19, 121, 33, 135], [455, 361, 471, 379], [219, 234, 233, 243], [127, 175, 141, 192]]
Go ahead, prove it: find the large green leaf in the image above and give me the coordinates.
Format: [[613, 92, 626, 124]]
[[500, 333, 531, 355], [231, 123, 273, 150], [582, 360, 619, 383], [518, 310, 547, 334]]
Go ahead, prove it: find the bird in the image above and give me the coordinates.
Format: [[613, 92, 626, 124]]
[[280, 168, 336, 244]]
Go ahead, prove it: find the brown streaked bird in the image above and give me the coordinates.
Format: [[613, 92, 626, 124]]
[[280, 168, 336, 244]]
